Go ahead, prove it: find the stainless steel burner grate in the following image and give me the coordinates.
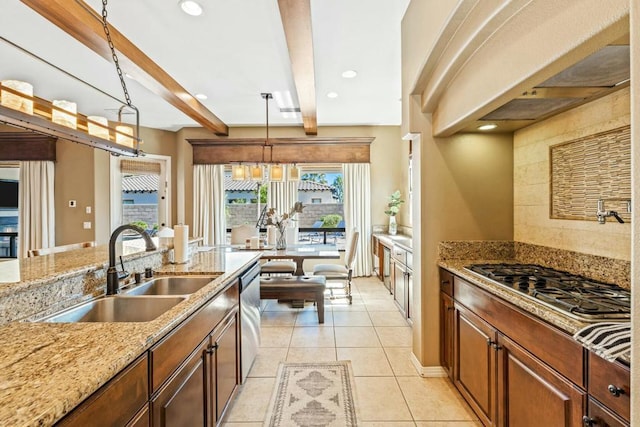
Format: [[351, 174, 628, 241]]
[[464, 264, 630, 321]]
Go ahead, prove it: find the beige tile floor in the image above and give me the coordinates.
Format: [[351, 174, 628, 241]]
[[223, 276, 480, 427]]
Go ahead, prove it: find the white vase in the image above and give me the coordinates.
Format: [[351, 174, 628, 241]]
[[388, 216, 397, 235]]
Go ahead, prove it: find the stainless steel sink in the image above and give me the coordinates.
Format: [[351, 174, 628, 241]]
[[123, 276, 216, 296], [43, 296, 187, 323]]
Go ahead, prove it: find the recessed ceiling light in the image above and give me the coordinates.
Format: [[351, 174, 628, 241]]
[[341, 70, 357, 79], [195, 93, 208, 100], [478, 123, 498, 131], [179, 0, 203, 16], [327, 92, 338, 99]]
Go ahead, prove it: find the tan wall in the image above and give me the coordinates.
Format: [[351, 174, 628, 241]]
[[54, 140, 95, 245], [514, 88, 631, 261], [176, 125, 407, 234]]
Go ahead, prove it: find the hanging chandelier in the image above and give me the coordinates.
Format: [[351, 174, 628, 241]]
[[231, 93, 300, 182]]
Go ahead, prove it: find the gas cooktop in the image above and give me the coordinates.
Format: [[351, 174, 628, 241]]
[[464, 263, 630, 322]]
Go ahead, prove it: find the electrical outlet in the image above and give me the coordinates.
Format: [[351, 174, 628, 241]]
[[69, 200, 76, 208], [85, 206, 92, 214], [83, 222, 91, 229]]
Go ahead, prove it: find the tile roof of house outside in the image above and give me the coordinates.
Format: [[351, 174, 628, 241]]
[[122, 175, 158, 193], [122, 175, 336, 193], [224, 177, 334, 192]]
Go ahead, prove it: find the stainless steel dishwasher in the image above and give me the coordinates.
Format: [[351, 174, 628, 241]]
[[239, 263, 261, 382]]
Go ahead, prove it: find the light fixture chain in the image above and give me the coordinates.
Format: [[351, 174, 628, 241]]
[[101, 0, 133, 108]]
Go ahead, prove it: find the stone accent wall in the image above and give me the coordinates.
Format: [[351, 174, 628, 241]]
[[123, 205, 158, 228], [226, 203, 345, 228]]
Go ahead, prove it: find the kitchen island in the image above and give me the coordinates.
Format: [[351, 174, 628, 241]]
[[0, 245, 261, 427]]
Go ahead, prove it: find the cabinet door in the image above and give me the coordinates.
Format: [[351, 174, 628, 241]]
[[152, 339, 208, 427], [497, 335, 586, 427], [382, 245, 392, 293], [393, 262, 407, 316], [440, 292, 455, 380], [454, 304, 497, 426], [211, 312, 239, 423]]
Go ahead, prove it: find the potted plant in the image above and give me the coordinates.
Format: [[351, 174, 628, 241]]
[[384, 190, 404, 235]]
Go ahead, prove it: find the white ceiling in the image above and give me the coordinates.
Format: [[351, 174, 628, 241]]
[[0, 0, 410, 131]]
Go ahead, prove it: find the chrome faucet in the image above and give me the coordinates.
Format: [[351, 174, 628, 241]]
[[596, 198, 631, 224], [106, 224, 156, 295]]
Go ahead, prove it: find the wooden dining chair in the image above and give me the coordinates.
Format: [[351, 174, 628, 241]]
[[312, 229, 359, 303], [28, 241, 95, 257]]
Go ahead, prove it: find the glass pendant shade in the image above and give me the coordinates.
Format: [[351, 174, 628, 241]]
[[288, 164, 300, 181], [232, 164, 247, 180], [250, 164, 264, 181], [115, 125, 134, 147], [1, 80, 33, 115], [87, 116, 110, 139], [52, 100, 77, 129], [269, 164, 284, 181]]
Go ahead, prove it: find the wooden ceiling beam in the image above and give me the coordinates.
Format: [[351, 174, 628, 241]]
[[20, 0, 229, 136], [277, 0, 318, 135]]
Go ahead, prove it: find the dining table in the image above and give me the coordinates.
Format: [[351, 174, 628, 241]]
[[212, 243, 339, 273]]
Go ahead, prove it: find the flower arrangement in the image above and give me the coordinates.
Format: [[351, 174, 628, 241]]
[[384, 190, 404, 216], [265, 202, 305, 232], [265, 202, 304, 249]]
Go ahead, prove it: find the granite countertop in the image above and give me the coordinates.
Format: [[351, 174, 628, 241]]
[[438, 259, 631, 366], [373, 233, 412, 251], [0, 249, 260, 427]]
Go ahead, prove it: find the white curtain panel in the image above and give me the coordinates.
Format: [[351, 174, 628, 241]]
[[193, 164, 226, 245], [19, 161, 55, 258], [342, 163, 372, 277], [267, 173, 298, 214]]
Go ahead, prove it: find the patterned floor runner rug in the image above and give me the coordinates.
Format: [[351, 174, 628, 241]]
[[264, 361, 360, 427]]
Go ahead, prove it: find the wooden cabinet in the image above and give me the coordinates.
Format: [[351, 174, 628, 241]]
[[454, 304, 497, 426], [587, 353, 630, 424], [497, 335, 586, 427], [440, 268, 590, 427], [439, 269, 454, 380], [56, 354, 148, 427], [439, 292, 455, 380], [210, 311, 239, 423], [152, 339, 209, 427], [391, 244, 412, 322], [584, 398, 628, 427], [56, 264, 251, 427]]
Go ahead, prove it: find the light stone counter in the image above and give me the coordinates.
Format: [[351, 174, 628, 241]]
[[373, 233, 412, 251], [0, 248, 261, 427]]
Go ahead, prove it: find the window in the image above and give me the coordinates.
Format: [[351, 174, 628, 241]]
[[0, 164, 19, 257], [223, 164, 345, 247], [110, 155, 171, 235]]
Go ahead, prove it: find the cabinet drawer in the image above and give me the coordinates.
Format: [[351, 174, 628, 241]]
[[588, 353, 630, 422], [392, 245, 406, 264], [151, 280, 239, 393], [56, 354, 148, 427], [439, 268, 453, 297]]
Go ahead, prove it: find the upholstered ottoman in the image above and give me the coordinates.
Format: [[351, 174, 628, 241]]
[[259, 276, 326, 323]]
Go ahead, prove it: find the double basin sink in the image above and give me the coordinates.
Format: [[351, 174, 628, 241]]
[[43, 276, 218, 323]]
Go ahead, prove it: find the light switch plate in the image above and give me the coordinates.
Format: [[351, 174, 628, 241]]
[[83, 222, 91, 229], [69, 200, 76, 208], [85, 206, 91, 214]]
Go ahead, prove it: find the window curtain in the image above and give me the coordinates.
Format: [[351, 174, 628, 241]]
[[19, 161, 55, 258], [267, 169, 298, 214], [342, 163, 372, 277], [193, 164, 226, 245]]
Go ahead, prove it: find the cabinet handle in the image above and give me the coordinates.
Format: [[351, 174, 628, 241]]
[[582, 416, 595, 426], [441, 280, 450, 286], [607, 384, 625, 397], [205, 343, 219, 355], [447, 306, 454, 311], [486, 338, 502, 350]]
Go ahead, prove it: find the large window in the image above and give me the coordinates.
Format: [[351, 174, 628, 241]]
[[224, 164, 345, 247], [0, 164, 19, 257]]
